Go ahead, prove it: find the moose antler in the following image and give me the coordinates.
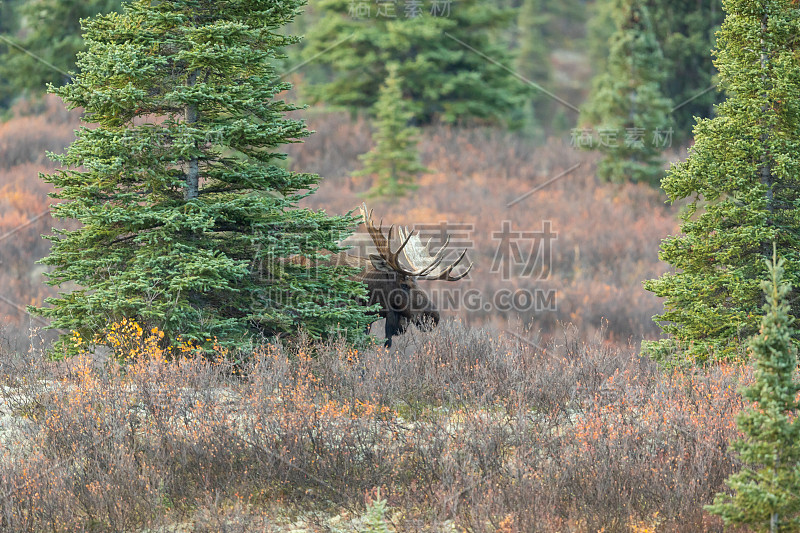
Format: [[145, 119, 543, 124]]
[[360, 203, 427, 277], [360, 203, 472, 281], [397, 227, 473, 281]]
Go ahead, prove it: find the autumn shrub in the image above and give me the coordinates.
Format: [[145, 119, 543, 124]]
[[0, 324, 416, 530], [0, 319, 748, 532], [311, 320, 744, 531], [0, 95, 79, 170]]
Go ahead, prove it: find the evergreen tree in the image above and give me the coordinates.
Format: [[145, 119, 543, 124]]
[[0, 0, 20, 33], [706, 251, 800, 531], [356, 64, 429, 198], [649, 0, 723, 143], [0, 0, 22, 110], [579, 0, 672, 185], [362, 492, 392, 533], [303, 0, 526, 126], [514, 0, 551, 138], [586, 0, 724, 145], [643, 0, 800, 365], [0, 0, 124, 107], [586, 0, 616, 68], [32, 0, 373, 354]]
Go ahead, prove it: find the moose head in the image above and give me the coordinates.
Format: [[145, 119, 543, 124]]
[[348, 204, 472, 347]]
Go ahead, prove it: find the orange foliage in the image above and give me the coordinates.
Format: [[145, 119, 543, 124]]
[[0, 321, 747, 531]]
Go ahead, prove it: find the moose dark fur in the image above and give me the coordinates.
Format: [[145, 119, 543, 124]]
[[334, 204, 472, 347]]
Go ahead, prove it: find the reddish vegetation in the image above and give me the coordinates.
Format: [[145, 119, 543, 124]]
[[1, 321, 745, 532], [0, 97, 83, 347]]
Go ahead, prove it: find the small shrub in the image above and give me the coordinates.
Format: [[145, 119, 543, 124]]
[[362, 491, 392, 533], [0, 319, 747, 531]]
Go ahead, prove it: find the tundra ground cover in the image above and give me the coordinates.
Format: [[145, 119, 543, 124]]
[[1, 320, 745, 532]]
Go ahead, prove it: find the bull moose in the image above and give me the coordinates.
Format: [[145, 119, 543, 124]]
[[340, 204, 472, 347]]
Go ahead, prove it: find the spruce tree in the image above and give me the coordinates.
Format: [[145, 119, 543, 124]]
[[579, 0, 672, 185], [355, 64, 429, 198], [586, 0, 616, 68], [303, 0, 525, 126], [514, 0, 551, 138], [586, 0, 724, 145], [0, 0, 124, 107], [0, 0, 19, 34], [706, 251, 800, 531], [32, 0, 373, 354], [649, 0, 723, 144], [0, 0, 22, 110], [643, 0, 800, 365]]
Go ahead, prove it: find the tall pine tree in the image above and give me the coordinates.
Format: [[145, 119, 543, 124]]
[[33, 0, 373, 354], [644, 0, 800, 365], [579, 0, 672, 185], [514, 0, 551, 138], [355, 63, 429, 198], [706, 251, 800, 531], [649, 0, 723, 143], [303, 0, 525, 126], [586, 0, 724, 145]]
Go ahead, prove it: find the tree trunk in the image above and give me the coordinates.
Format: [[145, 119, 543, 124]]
[[760, 13, 773, 266], [185, 70, 199, 200]]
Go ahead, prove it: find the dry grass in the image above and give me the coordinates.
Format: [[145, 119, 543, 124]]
[[0, 320, 746, 532]]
